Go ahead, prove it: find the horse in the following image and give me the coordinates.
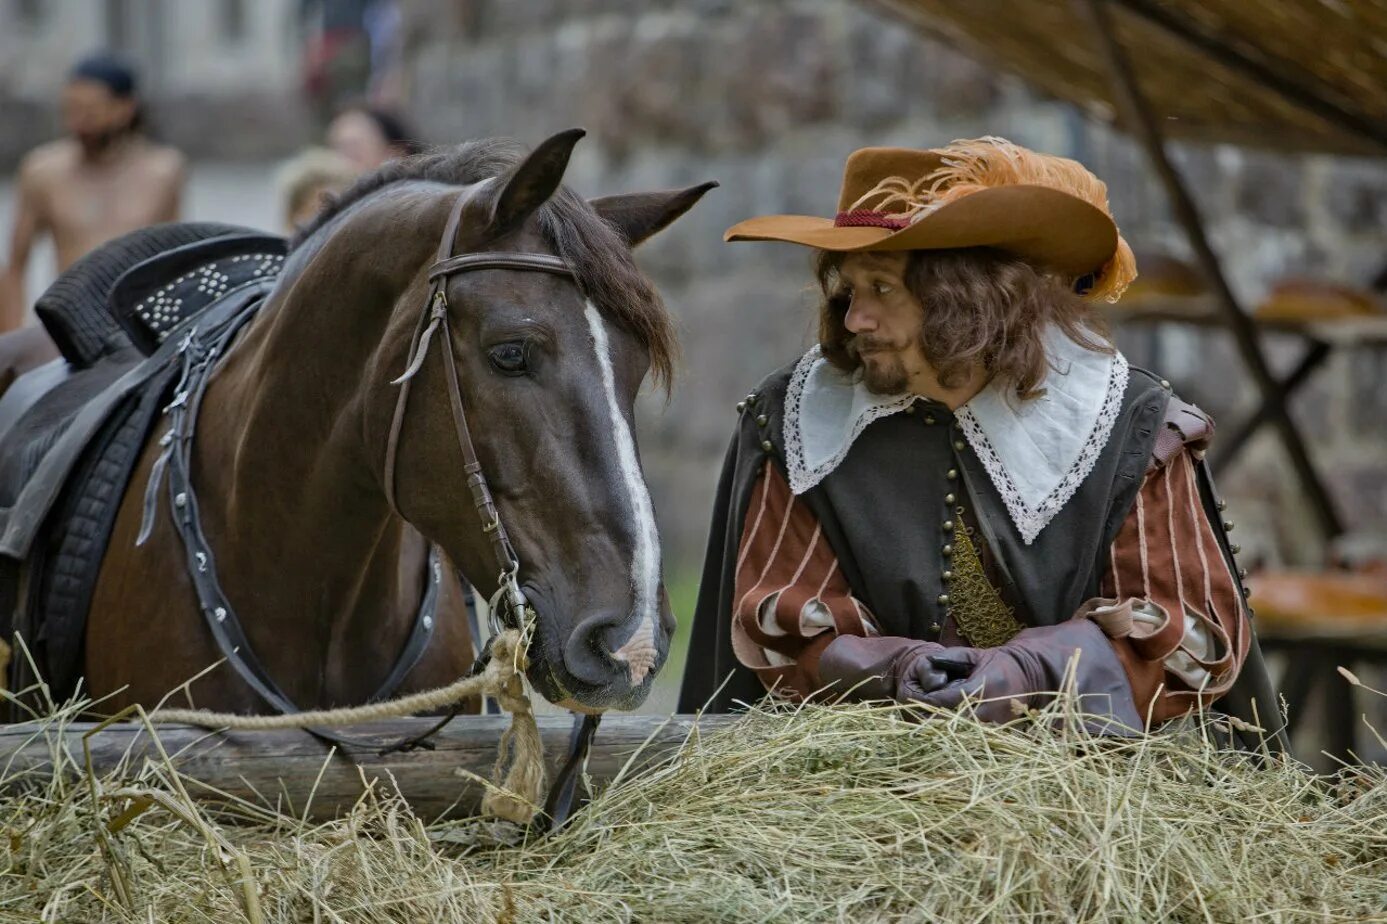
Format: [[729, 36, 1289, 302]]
[[59, 130, 712, 715]]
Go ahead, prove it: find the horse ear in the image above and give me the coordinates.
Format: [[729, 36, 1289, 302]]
[[590, 181, 719, 247], [485, 128, 587, 235]]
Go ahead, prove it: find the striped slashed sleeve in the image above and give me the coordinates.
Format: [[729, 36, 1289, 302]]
[[1089, 423, 1251, 725], [730, 462, 879, 699]]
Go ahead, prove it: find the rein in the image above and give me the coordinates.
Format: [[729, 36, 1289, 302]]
[[380, 192, 600, 827]]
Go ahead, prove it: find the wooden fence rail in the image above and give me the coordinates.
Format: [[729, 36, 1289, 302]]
[[0, 714, 738, 819]]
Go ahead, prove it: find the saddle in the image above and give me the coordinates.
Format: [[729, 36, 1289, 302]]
[[0, 224, 286, 700]]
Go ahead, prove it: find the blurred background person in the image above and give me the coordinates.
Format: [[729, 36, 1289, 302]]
[[325, 100, 421, 174], [276, 146, 356, 234], [0, 53, 186, 331]]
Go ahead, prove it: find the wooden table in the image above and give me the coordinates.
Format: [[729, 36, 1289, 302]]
[[1249, 570, 1387, 762], [1107, 300, 1387, 477]]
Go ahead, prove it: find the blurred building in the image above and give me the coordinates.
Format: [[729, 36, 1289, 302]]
[[0, 0, 309, 166]]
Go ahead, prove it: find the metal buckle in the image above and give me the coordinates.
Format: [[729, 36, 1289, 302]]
[[487, 567, 528, 635]]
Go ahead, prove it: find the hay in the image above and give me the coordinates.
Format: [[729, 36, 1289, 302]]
[[2, 694, 1386, 922]]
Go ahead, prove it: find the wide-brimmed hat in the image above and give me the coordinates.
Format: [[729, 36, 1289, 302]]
[[725, 137, 1136, 302]]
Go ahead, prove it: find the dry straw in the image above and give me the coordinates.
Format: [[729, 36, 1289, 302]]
[[1, 686, 1385, 922]]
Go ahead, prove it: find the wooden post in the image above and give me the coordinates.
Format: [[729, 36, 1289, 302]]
[[0, 714, 739, 821], [1074, 0, 1344, 542]]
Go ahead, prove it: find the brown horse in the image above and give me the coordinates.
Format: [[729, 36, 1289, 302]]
[[83, 130, 712, 714]]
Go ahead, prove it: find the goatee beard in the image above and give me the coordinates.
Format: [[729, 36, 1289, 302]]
[[848, 335, 911, 395], [77, 127, 130, 158], [859, 354, 909, 395]]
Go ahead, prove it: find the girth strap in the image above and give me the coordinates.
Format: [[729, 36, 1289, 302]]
[[143, 296, 443, 751]]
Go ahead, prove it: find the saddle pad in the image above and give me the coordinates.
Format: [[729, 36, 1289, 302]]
[[1, 282, 272, 699], [35, 222, 252, 369], [25, 362, 180, 699], [0, 282, 273, 562], [111, 233, 286, 355], [0, 348, 140, 508]]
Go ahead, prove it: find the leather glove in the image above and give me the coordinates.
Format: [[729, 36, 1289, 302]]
[[817, 635, 951, 702], [915, 618, 1142, 730]]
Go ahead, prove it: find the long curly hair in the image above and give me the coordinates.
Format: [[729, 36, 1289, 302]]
[[816, 247, 1113, 402]]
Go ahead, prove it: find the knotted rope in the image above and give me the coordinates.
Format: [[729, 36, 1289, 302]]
[[149, 628, 546, 824]]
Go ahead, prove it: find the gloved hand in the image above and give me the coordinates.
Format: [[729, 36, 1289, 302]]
[[915, 618, 1142, 729], [817, 635, 952, 702]]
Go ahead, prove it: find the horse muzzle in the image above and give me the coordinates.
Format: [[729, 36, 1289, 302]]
[[525, 597, 669, 711]]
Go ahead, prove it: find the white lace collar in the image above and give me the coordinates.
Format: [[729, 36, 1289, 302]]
[[782, 328, 1129, 545]]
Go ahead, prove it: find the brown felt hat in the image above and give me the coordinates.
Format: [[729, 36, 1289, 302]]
[[725, 137, 1137, 302]]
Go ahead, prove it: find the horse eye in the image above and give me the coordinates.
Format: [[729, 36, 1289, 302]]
[[488, 342, 528, 375]]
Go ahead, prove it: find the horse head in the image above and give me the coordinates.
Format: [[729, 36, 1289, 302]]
[[381, 130, 713, 711]]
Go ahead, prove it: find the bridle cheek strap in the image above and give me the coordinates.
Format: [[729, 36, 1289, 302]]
[[382, 192, 577, 629]]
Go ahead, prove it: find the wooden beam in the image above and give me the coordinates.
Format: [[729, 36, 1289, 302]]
[[1074, 0, 1344, 542], [1210, 340, 1331, 477], [1110, 0, 1387, 155], [0, 714, 739, 821]]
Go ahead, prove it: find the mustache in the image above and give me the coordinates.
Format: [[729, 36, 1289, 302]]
[[847, 334, 909, 358]]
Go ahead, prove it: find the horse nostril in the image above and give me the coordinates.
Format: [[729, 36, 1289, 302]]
[[562, 610, 624, 687], [562, 610, 658, 688]]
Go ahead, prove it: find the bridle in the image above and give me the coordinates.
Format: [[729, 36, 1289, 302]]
[[382, 192, 576, 637], [144, 189, 600, 825], [380, 192, 602, 829]]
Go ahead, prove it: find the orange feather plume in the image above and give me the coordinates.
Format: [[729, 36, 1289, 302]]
[[850, 137, 1138, 302]]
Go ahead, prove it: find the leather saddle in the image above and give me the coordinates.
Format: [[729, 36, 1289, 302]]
[[0, 224, 285, 700]]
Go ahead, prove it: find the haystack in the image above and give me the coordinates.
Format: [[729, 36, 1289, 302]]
[[2, 695, 1385, 922]]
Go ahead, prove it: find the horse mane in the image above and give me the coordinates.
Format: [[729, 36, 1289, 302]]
[[290, 139, 677, 389]]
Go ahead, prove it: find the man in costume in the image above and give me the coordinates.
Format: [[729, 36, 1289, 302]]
[[678, 138, 1280, 744]]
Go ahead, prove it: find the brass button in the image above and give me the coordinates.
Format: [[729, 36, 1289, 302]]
[[1238, 567, 1249, 580], [937, 594, 950, 606], [760, 440, 773, 452], [1217, 500, 1228, 511], [941, 570, 953, 581], [924, 414, 937, 425], [1160, 379, 1171, 388], [929, 622, 941, 634], [953, 440, 965, 451], [944, 493, 956, 505], [904, 404, 916, 415], [756, 414, 768, 427], [946, 468, 958, 480], [942, 520, 954, 532], [942, 544, 953, 557], [1223, 521, 1234, 532], [736, 400, 746, 412], [1229, 543, 1242, 555], [1242, 585, 1252, 597]]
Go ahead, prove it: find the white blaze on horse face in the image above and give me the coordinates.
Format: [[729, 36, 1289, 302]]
[[583, 300, 660, 684]]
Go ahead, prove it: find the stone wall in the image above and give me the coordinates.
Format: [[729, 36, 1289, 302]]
[[403, 0, 1387, 578]]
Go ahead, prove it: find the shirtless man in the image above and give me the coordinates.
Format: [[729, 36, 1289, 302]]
[[0, 54, 186, 331]]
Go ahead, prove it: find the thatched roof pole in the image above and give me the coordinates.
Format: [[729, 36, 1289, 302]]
[[1112, 0, 1387, 154], [1074, 0, 1344, 541]]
